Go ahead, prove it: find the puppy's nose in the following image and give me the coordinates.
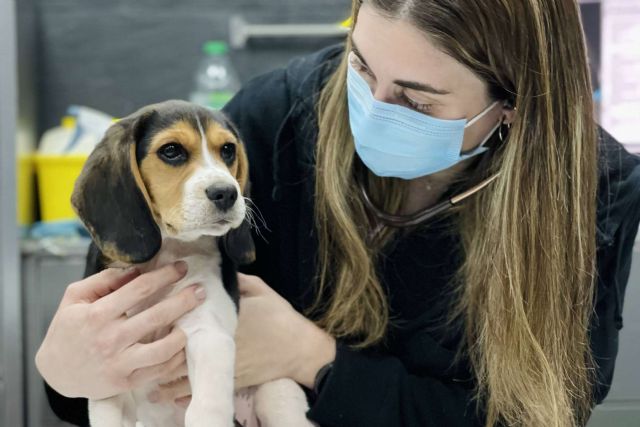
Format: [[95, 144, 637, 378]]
[[205, 185, 238, 212]]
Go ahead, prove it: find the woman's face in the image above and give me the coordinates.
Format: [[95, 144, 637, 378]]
[[351, 3, 511, 153]]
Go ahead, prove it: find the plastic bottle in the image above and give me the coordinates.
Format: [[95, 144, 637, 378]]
[[37, 106, 113, 155], [189, 41, 240, 110]]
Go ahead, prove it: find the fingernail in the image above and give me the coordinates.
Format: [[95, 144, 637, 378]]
[[175, 397, 191, 408], [124, 266, 139, 275], [174, 261, 188, 275], [194, 285, 206, 301], [147, 390, 159, 403]]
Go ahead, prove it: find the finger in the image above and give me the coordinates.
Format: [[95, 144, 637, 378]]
[[157, 352, 189, 384], [150, 377, 192, 403], [234, 370, 270, 390], [123, 285, 205, 345], [234, 374, 253, 390], [233, 357, 251, 390], [123, 327, 186, 370], [126, 345, 186, 389], [233, 349, 272, 390], [62, 267, 140, 306], [95, 261, 189, 318], [237, 273, 271, 297]]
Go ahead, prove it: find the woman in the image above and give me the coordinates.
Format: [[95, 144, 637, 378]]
[[37, 0, 640, 426]]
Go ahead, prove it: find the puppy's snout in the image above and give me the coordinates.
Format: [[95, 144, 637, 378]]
[[205, 185, 238, 212]]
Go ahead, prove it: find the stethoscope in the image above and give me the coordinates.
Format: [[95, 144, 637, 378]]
[[357, 167, 501, 241], [356, 118, 509, 241]]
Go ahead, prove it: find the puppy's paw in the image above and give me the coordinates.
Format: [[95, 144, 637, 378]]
[[254, 379, 316, 427], [184, 402, 234, 427]]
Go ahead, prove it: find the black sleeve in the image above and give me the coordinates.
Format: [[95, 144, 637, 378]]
[[307, 343, 482, 427], [589, 162, 640, 404], [44, 382, 89, 427]]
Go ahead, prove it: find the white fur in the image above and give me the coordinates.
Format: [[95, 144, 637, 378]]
[[254, 379, 318, 427], [88, 121, 316, 426], [196, 116, 216, 168]]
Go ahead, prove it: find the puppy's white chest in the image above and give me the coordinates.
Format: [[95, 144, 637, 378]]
[[176, 254, 238, 336], [127, 250, 239, 427]]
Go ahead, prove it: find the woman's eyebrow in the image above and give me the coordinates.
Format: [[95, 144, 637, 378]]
[[351, 39, 451, 96], [394, 79, 451, 95]]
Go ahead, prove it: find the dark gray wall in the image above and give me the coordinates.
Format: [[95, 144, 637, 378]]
[[35, 0, 350, 134], [30, 1, 600, 137]]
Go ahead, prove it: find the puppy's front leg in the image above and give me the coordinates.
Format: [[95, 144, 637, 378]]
[[89, 394, 136, 427], [178, 307, 236, 427], [254, 379, 317, 427]]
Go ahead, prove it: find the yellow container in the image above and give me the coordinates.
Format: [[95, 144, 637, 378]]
[[34, 154, 88, 221], [17, 154, 36, 225]]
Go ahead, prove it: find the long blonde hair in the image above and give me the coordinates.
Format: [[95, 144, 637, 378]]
[[311, 0, 598, 426]]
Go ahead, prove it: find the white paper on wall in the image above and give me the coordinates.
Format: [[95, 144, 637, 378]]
[[601, 0, 640, 151]]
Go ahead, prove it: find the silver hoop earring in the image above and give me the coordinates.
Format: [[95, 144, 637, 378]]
[[498, 119, 511, 142]]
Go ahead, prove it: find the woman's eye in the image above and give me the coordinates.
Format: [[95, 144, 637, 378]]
[[355, 62, 373, 77], [221, 143, 236, 163], [158, 143, 187, 164], [349, 51, 375, 79], [355, 62, 374, 77], [401, 92, 433, 115]]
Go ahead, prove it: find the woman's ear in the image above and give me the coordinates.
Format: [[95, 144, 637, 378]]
[[71, 108, 162, 264], [502, 101, 517, 126]]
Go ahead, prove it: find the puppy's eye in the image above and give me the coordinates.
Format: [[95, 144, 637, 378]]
[[221, 143, 236, 163], [158, 143, 187, 165]]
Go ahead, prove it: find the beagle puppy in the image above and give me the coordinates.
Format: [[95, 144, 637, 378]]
[[71, 100, 315, 427]]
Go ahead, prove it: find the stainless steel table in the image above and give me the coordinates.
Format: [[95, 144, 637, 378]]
[[22, 238, 89, 427]]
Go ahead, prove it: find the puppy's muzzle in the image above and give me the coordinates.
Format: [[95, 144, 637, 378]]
[[206, 185, 238, 212]]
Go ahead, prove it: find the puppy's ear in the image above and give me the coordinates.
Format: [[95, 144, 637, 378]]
[[222, 176, 256, 266], [71, 108, 161, 264], [221, 217, 255, 266], [217, 114, 255, 266], [220, 114, 249, 193]]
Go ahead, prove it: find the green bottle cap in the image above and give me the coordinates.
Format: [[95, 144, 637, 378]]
[[203, 41, 229, 56]]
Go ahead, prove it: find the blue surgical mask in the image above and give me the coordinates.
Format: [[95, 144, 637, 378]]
[[347, 62, 501, 179]]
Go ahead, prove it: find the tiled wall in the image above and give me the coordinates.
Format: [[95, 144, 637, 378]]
[[35, 0, 350, 133]]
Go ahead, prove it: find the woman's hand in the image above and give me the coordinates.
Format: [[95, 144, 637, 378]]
[[35, 261, 206, 400], [234, 273, 336, 389], [149, 273, 336, 406]]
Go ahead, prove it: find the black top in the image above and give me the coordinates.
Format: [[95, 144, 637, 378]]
[[45, 44, 640, 427]]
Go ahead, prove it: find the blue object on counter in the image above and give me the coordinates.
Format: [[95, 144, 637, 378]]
[[29, 220, 89, 239]]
